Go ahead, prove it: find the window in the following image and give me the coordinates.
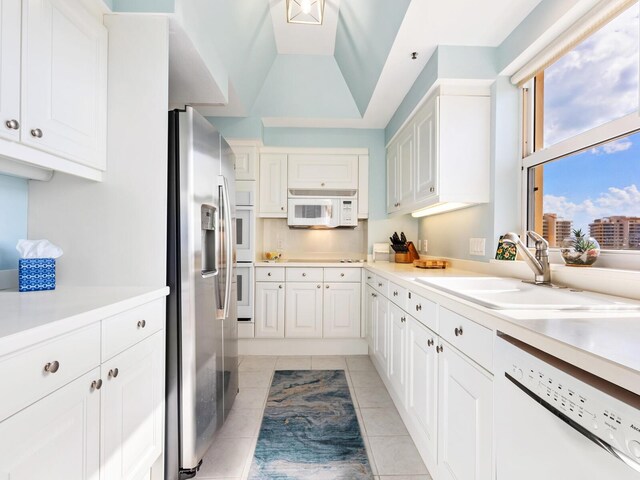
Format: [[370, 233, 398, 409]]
[[524, 2, 640, 254]]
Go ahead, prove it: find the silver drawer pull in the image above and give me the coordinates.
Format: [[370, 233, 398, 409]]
[[5, 119, 19, 130], [455, 327, 464, 337], [44, 361, 60, 373], [416, 304, 422, 311], [108, 368, 119, 378], [427, 338, 434, 347], [137, 319, 147, 328], [30, 128, 43, 138], [436, 345, 443, 353], [401, 316, 406, 323], [378, 282, 383, 287], [91, 379, 103, 390]]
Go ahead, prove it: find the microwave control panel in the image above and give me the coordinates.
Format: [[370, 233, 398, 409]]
[[340, 199, 357, 226]]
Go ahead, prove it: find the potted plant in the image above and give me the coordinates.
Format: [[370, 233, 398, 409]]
[[560, 228, 600, 266]]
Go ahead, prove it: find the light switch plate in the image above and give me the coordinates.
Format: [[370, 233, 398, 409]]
[[419, 239, 428, 253], [469, 238, 486, 256]]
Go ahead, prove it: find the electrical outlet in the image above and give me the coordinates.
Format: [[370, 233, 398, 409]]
[[277, 238, 284, 250], [420, 239, 428, 253], [469, 238, 486, 256]]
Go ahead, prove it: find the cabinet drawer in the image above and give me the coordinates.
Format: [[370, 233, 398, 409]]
[[286, 268, 323, 282], [102, 299, 164, 361], [407, 290, 437, 332], [373, 275, 389, 296], [255, 267, 285, 282], [365, 271, 377, 287], [439, 307, 493, 371], [389, 281, 407, 310], [0, 323, 101, 422], [324, 268, 361, 282]]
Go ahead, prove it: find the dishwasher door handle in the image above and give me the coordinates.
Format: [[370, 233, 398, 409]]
[[505, 372, 640, 475]]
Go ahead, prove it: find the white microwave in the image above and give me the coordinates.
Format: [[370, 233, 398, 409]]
[[287, 196, 357, 228]]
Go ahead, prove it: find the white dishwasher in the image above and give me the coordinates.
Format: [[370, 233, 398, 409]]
[[496, 334, 640, 479]]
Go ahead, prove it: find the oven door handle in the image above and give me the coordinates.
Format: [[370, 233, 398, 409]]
[[505, 372, 640, 474]]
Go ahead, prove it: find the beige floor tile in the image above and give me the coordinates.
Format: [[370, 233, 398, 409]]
[[354, 386, 394, 408], [239, 370, 273, 389], [362, 435, 378, 476], [234, 387, 269, 409], [346, 355, 376, 371], [198, 436, 256, 478], [240, 436, 259, 480], [217, 408, 263, 438], [360, 407, 408, 436], [275, 355, 312, 370], [368, 436, 428, 476], [349, 369, 384, 388], [311, 355, 347, 370], [238, 356, 277, 372]]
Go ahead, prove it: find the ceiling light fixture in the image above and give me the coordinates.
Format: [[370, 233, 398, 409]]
[[286, 0, 325, 25]]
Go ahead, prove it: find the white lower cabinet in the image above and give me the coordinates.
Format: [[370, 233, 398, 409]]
[[373, 297, 388, 371], [255, 282, 286, 338], [323, 282, 361, 338], [101, 332, 164, 480], [407, 316, 438, 471], [0, 368, 101, 480], [388, 302, 407, 406], [285, 282, 323, 338], [437, 342, 493, 480], [365, 285, 377, 351]]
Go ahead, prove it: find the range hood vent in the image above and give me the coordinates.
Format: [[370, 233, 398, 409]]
[[288, 189, 356, 198]]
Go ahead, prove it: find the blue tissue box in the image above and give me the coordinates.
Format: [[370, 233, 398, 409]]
[[18, 258, 56, 292]]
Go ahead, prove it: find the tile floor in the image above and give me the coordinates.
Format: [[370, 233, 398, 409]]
[[196, 355, 433, 480]]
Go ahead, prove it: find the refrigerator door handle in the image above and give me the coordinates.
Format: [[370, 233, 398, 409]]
[[220, 175, 233, 320]]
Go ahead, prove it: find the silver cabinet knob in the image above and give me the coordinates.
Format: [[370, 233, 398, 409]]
[[317, 285, 321, 288], [436, 345, 443, 353], [393, 290, 398, 296], [455, 326, 464, 337], [44, 361, 60, 373], [401, 316, 406, 323], [430, 187, 435, 193], [302, 273, 306, 277], [321, 182, 325, 187], [378, 282, 383, 287], [416, 304, 422, 311], [91, 379, 103, 390], [267, 272, 272, 276], [372, 293, 377, 298], [137, 319, 146, 328], [279, 284, 283, 289], [108, 368, 119, 378], [326, 285, 329, 289], [30, 128, 43, 138], [5, 119, 19, 130], [280, 206, 284, 211], [340, 273, 345, 277], [427, 338, 434, 347]]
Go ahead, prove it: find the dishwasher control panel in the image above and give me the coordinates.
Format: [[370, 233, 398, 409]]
[[502, 337, 640, 464]]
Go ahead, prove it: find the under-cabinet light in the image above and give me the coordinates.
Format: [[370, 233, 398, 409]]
[[411, 202, 473, 218]]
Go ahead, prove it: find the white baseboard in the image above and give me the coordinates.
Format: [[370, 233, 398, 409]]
[[239, 338, 368, 356]]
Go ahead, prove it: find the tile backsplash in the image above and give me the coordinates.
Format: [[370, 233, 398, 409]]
[[0, 174, 28, 270], [261, 218, 367, 260]]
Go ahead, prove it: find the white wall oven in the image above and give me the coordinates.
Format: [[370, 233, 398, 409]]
[[236, 264, 253, 320], [236, 182, 254, 324], [496, 333, 640, 479]]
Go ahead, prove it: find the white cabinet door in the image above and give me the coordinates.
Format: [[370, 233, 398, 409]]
[[255, 282, 285, 338], [388, 302, 407, 405], [0, 0, 21, 142], [22, 0, 108, 169], [0, 369, 101, 480], [365, 285, 377, 352], [358, 154, 368, 219], [288, 154, 358, 190], [438, 342, 493, 480], [101, 332, 164, 480], [397, 128, 414, 208], [414, 96, 438, 201], [231, 145, 257, 180], [323, 282, 361, 338], [285, 282, 322, 338], [374, 296, 388, 372], [259, 153, 287, 217], [407, 317, 438, 470], [386, 142, 399, 213]]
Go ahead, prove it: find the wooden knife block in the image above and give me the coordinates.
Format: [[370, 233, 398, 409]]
[[395, 242, 420, 263]]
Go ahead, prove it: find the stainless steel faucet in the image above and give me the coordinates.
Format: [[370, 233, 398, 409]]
[[502, 231, 552, 285]]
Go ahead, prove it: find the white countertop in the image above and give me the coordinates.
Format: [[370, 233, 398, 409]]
[[365, 261, 640, 395], [254, 261, 365, 268], [0, 286, 170, 355]]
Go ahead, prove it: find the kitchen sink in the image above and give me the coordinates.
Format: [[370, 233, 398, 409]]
[[414, 276, 640, 311]]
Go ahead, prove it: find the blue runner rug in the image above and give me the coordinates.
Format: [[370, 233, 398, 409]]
[[248, 370, 373, 479]]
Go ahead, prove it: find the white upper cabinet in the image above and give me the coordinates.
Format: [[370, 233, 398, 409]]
[[229, 142, 258, 181], [259, 153, 287, 217], [22, 0, 108, 170], [386, 87, 490, 215], [288, 154, 358, 190], [358, 154, 369, 219], [0, 0, 21, 143]]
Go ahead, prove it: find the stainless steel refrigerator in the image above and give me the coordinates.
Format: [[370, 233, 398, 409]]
[[166, 106, 238, 480]]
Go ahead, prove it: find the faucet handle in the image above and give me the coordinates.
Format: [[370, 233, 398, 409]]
[[526, 231, 548, 248]]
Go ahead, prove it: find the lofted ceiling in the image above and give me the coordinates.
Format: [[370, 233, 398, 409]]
[[119, 0, 544, 129]]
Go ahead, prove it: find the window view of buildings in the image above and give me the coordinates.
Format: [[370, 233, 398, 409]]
[[543, 213, 640, 250]]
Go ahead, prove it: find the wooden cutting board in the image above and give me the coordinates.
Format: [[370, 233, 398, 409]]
[[413, 259, 448, 269]]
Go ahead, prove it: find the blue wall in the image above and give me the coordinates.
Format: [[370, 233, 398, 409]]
[[0, 175, 28, 270]]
